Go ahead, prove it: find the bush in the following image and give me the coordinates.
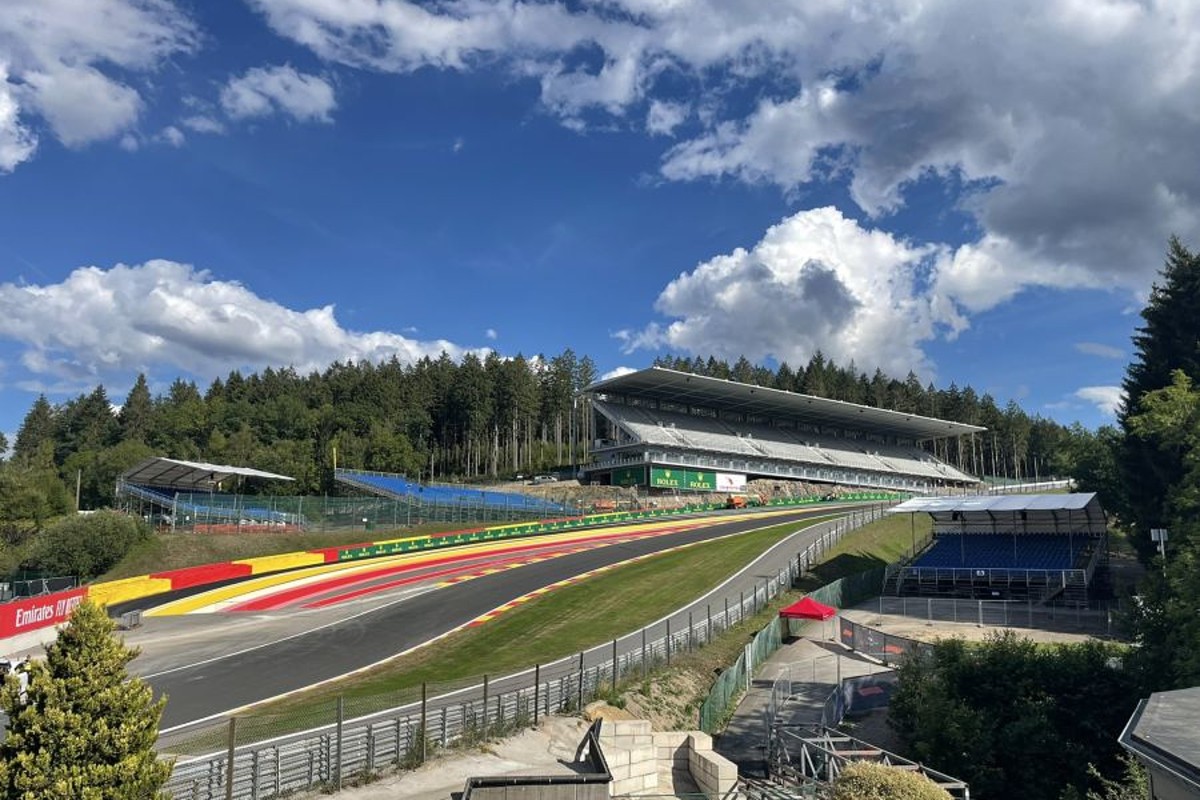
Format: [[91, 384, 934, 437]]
[[28, 511, 152, 580], [832, 762, 952, 800]]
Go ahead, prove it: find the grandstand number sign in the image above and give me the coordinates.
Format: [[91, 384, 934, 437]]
[[1151, 528, 1169, 574]]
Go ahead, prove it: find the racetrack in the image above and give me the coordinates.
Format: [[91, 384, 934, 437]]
[[130, 505, 859, 731]]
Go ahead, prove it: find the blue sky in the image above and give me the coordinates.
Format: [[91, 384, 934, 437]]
[[3, 0, 1198, 443]]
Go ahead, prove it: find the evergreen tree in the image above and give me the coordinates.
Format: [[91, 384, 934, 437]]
[[12, 396, 56, 466], [0, 600, 170, 798], [118, 374, 154, 443], [1119, 237, 1200, 560]]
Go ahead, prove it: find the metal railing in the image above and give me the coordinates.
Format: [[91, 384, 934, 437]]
[[0, 575, 78, 603], [872, 596, 1119, 636]]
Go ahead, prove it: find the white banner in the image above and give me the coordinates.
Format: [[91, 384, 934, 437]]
[[716, 472, 747, 492]]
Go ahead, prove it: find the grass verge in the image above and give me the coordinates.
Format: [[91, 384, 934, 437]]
[[165, 513, 838, 752], [795, 511, 931, 592]]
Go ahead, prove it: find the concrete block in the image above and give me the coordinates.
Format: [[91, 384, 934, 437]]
[[687, 731, 713, 752]]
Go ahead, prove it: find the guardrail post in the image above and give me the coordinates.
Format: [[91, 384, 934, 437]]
[[641, 628, 647, 678], [335, 696, 344, 790], [666, 619, 672, 665], [225, 718, 236, 800], [723, 597, 729, 629], [534, 664, 541, 726], [611, 640, 618, 688], [706, 603, 712, 643], [482, 675, 490, 742], [740, 590, 745, 622], [420, 683, 428, 765], [578, 652, 585, 709], [687, 612, 694, 652]]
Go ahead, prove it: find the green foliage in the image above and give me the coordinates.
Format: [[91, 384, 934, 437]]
[[28, 511, 151, 580], [0, 600, 170, 798], [1119, 236, 1200, 560], [830, 762, 952, 800], [888, 631, 1139, 800], [1081, 754, 1149, 800]]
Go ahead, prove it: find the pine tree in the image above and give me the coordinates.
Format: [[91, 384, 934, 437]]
[[1119, 236, 1200, 560], [0, 600, 171, 798]]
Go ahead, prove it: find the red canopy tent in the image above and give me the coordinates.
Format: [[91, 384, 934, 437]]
[[779, 597, 837, 620]]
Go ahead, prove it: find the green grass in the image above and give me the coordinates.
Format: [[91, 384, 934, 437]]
[[101, 523, 465, 580], [164, 513, 838, 752], [796, 510, 931, 591]]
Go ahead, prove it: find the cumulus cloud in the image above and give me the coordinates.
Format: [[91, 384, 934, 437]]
[[617, 207, 943, 377], [249, 0, 1200, 316], [0, 0, 197, 162], [485, 328, 498, 340], [220, 65, 337, 123], [646, 100, 687, 136], [0, 260, 483, 387], [1075, 385, 1124, 417], [1075, 342, 1125, 360]]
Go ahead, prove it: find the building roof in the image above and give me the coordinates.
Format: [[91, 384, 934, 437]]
[[583, 367, 984, 441], [120, 457, 295, 490], [1121, 687, 1200, 792], [889, 493, 1106, 530]]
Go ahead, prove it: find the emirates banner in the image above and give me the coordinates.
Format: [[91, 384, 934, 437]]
[[0, 587, 87, 640]]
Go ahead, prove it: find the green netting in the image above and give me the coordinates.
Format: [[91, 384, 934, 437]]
[[698, 616, 784, 733], [807, 566, 888, 608]]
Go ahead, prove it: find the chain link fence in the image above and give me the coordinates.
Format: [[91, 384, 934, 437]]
[[872, 596, 1121, 637]]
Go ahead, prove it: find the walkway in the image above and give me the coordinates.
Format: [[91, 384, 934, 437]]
[[715, 622, 887, 778]]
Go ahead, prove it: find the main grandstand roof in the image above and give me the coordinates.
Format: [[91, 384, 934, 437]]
[[121, 457, 295, 490], [890, 493, 1104, 520], [583, 367, 985, 441]]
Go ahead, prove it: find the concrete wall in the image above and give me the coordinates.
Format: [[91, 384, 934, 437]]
[[598, 720, 658, 796], [687, 732, 738, 799]]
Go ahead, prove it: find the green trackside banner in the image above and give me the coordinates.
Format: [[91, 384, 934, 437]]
[[611, 466, 646, 487], [650, 466, 716, 491]]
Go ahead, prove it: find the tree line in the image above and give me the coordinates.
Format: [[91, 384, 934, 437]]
[[0, 345, 1087, 524]]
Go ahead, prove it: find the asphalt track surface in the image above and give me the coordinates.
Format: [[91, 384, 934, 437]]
[[144, 506, 848, 730]]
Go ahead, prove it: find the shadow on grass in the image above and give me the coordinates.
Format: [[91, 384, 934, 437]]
[[794, 552, 888, 592]]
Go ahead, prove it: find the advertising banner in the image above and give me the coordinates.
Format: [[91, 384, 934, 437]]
[[650, 467, 716, 491], [0, 587, 88, 640], [611, 466, 646, 487], [715, 472, 747, 492]]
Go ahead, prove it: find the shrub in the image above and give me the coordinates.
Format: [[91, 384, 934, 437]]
[[831, 761, 953, 800], [28, 510, 152, 580]]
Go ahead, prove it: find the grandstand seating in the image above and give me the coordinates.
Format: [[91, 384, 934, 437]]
[[336, 470, 576, 516], [594, 401, 972, 484], [913, 534, 1089, 571], [122, 483, 306, 527]]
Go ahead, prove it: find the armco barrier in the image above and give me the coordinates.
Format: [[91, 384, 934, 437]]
[[153, 563, 254, 591], [87, 575, 174, 607], [236, 552, 325, 575], [0, 587, 88, 640]]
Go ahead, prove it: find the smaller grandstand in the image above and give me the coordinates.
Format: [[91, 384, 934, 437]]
[[886, 493, 1108, 606], [335, 469, 580, 520], [117, 457, 302, 533]]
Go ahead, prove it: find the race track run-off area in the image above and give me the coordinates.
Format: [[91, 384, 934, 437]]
[[128, 506, 852, 731]]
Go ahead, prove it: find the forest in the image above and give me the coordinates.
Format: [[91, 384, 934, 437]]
[[0, 346, 1084, 522]]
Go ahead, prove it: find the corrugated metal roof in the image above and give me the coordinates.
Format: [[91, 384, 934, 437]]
[[583, 367, 985, 441], [120, 457, 295, 489]]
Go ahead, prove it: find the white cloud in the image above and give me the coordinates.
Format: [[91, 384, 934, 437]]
[[221, 65, 337, 123], [0, 66, 37, 172], [158, 125, 185, 147], [181, 113, 225, 134], [485, 328, 498, 340], [601, 366, 638, 380], [1074, 342, 1125, 360], [617, 207, 943, 377], [0, 0, 197, 160], [646, 100, 687, 136], [0, 260, 485, 387], [248, 0, 1200, 317], [1075, 386, 1124, 417]]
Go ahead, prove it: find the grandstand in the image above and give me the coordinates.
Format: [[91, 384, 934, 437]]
[[334, 469, 579, 520], [580, 368, 982, 493], [886, 493, 1108, 605], [117, 457, 303, 532]]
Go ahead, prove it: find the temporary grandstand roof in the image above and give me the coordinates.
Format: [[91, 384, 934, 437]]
[[583, 367, 985, 441], [889, 493, 1107, 534], [120, 457, 295, 490]]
